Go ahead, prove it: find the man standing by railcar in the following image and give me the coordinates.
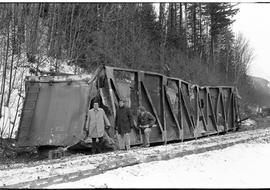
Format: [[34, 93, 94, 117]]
[[137, 106, 156, 147], [86, 101, 111, 154], [115, 98, 134, 150]]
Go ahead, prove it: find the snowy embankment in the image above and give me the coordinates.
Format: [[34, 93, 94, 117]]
[[49, 142, 270, 188], [2, 125, 270, 188]]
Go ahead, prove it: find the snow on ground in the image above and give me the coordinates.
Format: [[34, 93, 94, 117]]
[[242, 119, 256, 126], [48, 142, 270, 188], [2, 127, 270, 187]]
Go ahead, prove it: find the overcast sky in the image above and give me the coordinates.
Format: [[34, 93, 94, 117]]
[[233, 2, 270, 81]]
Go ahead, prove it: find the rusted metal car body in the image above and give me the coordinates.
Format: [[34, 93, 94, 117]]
[[17, 66, 241, 148]]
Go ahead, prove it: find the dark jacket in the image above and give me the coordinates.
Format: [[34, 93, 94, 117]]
[[137, 111, 156, 127], [115, 106, 133, 135]]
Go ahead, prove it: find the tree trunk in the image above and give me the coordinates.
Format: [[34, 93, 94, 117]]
[[159, 3, 166, 72], [49, 4, 57, 56], [0, 18, 10, 119], [225, 44, 229, 82], [198, 3, 203, 64], [9, 89, 22, 139], [210, 32, 215, 67], [179, 3, 182, 34], [184, 3, 188, 56], [192, 4, 197, 53], [209, 6, 215, 67], [173, 3, 177, 31], [199, 3, 202, 52], [69, 4, 75, 58], [6, 4, 16, 106]]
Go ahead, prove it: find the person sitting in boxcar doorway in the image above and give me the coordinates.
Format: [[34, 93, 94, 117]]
[[137, 106, 156, 147], [85, 101, 111, 154], [115, 98, 134, 151]]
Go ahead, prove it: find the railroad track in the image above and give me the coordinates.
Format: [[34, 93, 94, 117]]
[[2, 126, 270, 188]]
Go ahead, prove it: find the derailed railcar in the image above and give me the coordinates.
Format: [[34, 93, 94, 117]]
[[17, 66, 241, 149]]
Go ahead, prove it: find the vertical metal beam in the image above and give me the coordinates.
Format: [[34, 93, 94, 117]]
[[178, 80, 184, 141], [161, 76, 167, 142], [205, 88, 208, 125], [195, 86, 200, 127], [137, 72, 143, 106], [137, 71, 143, 143], [232, 93, 236, 131], [105, 68, 117, 118], [215, 88, 220, 120], [107, 81, 116, 118], [235, 93, 241, 129], [225, 89, 233, 130], [220, 89, 228, 132]]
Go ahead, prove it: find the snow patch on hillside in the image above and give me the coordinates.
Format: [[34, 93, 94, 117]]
[[242, 119, 256, 126]]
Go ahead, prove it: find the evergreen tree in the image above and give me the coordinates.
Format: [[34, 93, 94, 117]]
[[205, 3, 239, 66]]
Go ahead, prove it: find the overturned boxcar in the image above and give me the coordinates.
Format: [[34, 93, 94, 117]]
[[17, 66, 241, 149]]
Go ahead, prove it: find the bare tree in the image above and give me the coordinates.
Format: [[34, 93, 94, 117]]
[[233, 32, 254, 85], [6, 4, 16, 107], [0, 8, 11, 119]]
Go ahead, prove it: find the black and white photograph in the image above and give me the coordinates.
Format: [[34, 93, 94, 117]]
[[1, 0, 270, 188]]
